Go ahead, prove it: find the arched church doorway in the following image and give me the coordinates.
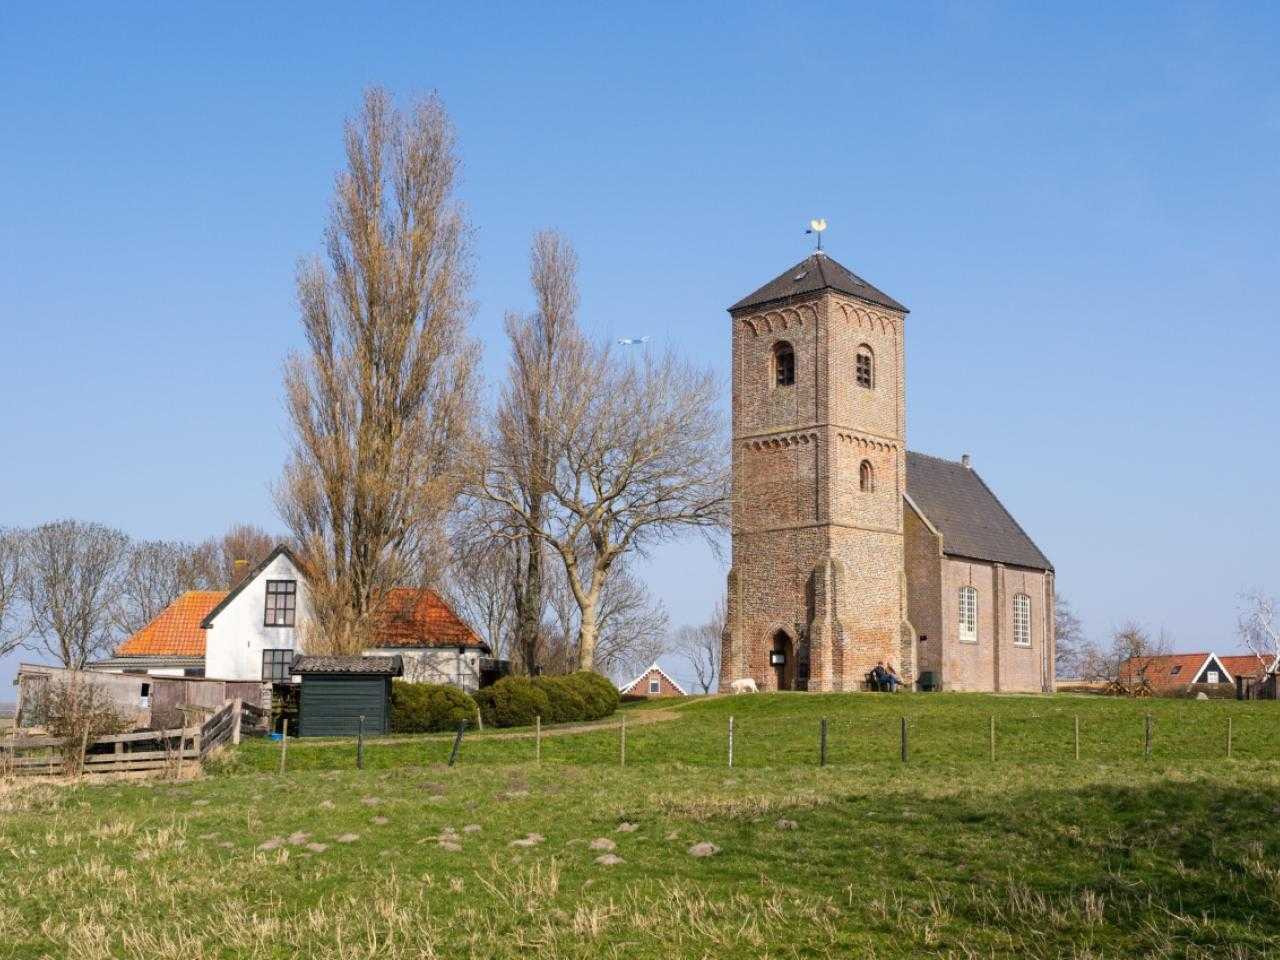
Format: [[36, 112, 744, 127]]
[[770, 629, 794, 691]]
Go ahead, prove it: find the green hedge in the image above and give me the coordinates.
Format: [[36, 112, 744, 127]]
[[475, 671, 619, 728], [390, 681, 478, 733]]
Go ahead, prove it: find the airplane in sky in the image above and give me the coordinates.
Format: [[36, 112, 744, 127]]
[[617, 336, 650, 345]]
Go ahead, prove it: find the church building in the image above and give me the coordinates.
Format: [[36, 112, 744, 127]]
[[721, 251, 1055, 694]]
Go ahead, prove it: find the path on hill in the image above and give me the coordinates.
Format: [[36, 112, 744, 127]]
[[293, 703, 691, 749]]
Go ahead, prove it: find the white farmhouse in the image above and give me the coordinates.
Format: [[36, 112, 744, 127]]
[[94, 545, 491, 691]]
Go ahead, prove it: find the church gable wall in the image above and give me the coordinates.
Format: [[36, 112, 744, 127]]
[[904, 505, 943, 684]]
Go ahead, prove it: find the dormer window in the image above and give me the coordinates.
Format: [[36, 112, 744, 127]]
[[265, 580, 297, 627], [773, 341, 795, 387]]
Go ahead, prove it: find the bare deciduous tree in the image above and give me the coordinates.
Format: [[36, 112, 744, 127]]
[[494, 231, 586, 675], [1053, 594, 1086, 678], [482, 341, 728, 669], [1081, 621, 1171, 692], [444, 524, 515, 663], [675, 599, 724, 693], [1237, 589, 1279, 668], [114, 539, 193, 636], [277, 87, 477, 654], [19, 520, 130, 668], [0, 527, 28, 659], [186, 523, 278, 589], [541, 558, 668, 680]]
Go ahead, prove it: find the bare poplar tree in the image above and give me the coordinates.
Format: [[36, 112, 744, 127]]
[[494, 231, 585, 674], [277, 87, 476, 654], [19, 520, 130, 668], [0, 527, 28, 659], [1237, 589, 1279, 667], [675, 599, 724, 693]]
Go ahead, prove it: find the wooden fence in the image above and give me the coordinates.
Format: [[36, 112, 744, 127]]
[[0, 698, 246, 778]]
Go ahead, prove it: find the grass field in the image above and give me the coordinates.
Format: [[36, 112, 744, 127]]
[[3, 693, 1280, 958]]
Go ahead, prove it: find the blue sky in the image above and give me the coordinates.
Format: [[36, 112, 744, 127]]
[[2, 2, 1278, 691]]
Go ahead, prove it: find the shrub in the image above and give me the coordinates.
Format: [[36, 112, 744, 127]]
[[567, 670, 620, 721], [478, 676, 551, 728], [390, 681, 478, 733], [534, 676, 589, 724]]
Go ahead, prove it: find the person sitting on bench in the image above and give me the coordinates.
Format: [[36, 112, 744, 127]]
[[870, 661, 902, 693]]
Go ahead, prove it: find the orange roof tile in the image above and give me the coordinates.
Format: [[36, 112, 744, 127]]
[[116, 591, 228, 658], [1220, 654, 1272, 679], [375, 589, 487, 651]]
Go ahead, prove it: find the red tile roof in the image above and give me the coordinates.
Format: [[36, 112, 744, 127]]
[[1118, 653, 1213, 690], [1220, 654, 1272, 680], [115, 586, 485, 658], [116, 591, 228, 658], [374, 589, 487, 651]]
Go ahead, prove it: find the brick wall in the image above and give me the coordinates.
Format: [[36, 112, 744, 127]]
[[723, 287, 908, 693], [622, 668, 684, 699]]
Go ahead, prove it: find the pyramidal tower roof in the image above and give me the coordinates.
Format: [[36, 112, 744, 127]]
[[729, 251, 907, 314]]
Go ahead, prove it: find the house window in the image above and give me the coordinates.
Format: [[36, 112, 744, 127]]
[[649, 677, 660, 694], [859, 459, 875, 493], [1013, 593, 1032, 646], [958, 586, 978, 643], [1207, 670, 1219, 684], [139, 682, 151, 708], [856, 346, 874, 389], [1170, 665, 1182, 676], [264, 580, 297, 627], [773, 341, 795, 387], [262, 649, 294, 682]]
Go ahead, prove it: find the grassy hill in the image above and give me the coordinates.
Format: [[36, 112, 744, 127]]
[[3, 692, 1280, 958]]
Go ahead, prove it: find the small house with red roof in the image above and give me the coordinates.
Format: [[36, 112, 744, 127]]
[[1118, 651, 1275, 695], [94, 544, 492, 691], [619, 663, 686, 699]]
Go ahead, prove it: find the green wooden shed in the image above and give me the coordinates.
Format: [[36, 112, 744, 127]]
[[292, 655, 403, 737]]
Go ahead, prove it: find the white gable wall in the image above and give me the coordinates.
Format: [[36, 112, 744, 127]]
[[205, 552, 312, 682]]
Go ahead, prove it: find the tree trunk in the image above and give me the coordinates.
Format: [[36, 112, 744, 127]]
[[576, 593, 600, 671]]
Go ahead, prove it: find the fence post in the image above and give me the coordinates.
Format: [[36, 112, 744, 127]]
[[1074, 715, 1080, 761], [231, 698, 243, 746], [728, 716, 735, 768], [1144, 714, 1152, 759], [279, 719, 288, 775], [819, 717, 828, 767], [620, 713, 627, 768], [357, 715, 364, 770], [1227, 716, 1233, 759], [78, 723, 90, 781], [535, 715, 542, 764], [900, 716, 908, 763], [448, 720, 467, 767], [174, 725, 186, 782], [989, 715, 996, 763]]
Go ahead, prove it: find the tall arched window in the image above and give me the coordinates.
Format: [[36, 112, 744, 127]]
[[855, 344, 874, 389], [1013, 593, 1032, 646], [773, 341, 795, 387], [859, 459, 875, 492], [958, 586, 978, 643]]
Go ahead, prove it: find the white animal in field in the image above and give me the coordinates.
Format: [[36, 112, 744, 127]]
[[730, 678, 759, 694]]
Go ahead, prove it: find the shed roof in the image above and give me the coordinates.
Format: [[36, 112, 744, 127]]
[[291, 655, 404, 676], [377, 589, 488, 651], [730, 252, 908, 314], [905, 452, 1052, 571]]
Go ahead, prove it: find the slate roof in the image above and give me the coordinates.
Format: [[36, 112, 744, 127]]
[[291, 655, 404, 676], [730, 252, 908, 314], [116, 591, 228, 657], [905, 452, 1052, 571]]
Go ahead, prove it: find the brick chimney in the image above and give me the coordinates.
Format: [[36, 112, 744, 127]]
[[232, 558, 249, 583], [961, 454, 972, 469]]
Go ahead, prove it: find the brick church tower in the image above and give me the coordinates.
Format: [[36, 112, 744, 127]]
[[721, 251, 913, 691]]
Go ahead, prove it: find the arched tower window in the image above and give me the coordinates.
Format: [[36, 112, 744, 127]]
[[1013, 593, 1032, 646], [958, 586, 978, 643], [855, 344, 874, 389], [859, 459, 875, 492], [773, 341, 795, 387]]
